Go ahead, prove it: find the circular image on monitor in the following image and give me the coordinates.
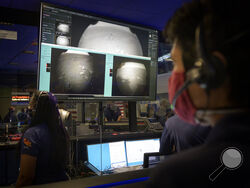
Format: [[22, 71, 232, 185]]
[[57, 23, 70, 34], [78, 21, 143, 56], [50, 49, 106, 95], [116, 62, 147, 96], [54, 50, 94, 92], [56, 36, 70, 46]]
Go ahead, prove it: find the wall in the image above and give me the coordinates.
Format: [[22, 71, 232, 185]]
[[0, 87, 12, 120], [157, 72, 171, 94]]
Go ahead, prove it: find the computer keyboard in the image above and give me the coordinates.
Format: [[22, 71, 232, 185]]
[[112, 165, 143, 173]]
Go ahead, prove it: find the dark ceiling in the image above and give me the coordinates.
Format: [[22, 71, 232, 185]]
[[0, 0, 189, 88], [0, 0, 189, 30]]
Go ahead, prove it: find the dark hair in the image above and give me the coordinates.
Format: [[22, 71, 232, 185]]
[[164, 0, 250, 107], [28, 91, 69, 168]]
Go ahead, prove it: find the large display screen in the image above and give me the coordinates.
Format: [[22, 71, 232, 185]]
[[38, 3, 158, 100]]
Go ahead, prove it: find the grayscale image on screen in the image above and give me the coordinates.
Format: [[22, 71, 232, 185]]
[[112, 56, 150, 96], [50, 48, 105, 95]]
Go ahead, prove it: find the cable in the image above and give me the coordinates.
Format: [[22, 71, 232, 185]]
[[172, 79, 193, 109]]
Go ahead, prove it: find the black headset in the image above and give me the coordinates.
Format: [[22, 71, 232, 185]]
[[34, 91, 48, 111], [172, 23, 250, 108], [187, 24, 226, 91]]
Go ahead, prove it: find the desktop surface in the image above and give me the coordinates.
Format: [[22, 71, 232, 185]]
[[26, 168, 152, 188]]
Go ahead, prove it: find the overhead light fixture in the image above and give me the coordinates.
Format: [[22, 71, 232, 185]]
[[158, 53, 172, 62], [23, 50, 35, 54], [0, 22, 13, 25], [32, 41, 38, 46], [8, 62, 18, 65]]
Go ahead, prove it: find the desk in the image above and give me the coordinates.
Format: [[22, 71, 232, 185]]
[[27, 168, 152, 188], [0, 141, 19, 150], [70, 131, 161, 143], [69, 131, 162, 170]]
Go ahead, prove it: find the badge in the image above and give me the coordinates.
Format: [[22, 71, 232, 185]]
[[23, 138, 32, 147]]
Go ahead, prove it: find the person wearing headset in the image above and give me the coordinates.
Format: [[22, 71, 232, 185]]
[[148, 0, 250, 187], [16, 91, 69, 187]]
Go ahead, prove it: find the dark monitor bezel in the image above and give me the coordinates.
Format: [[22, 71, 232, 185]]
[[143, 152, 169, 168]]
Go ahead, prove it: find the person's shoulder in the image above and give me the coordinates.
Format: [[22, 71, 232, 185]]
[[157, 144, 217, 168], [149, 144, 222, 187], [165, 114, 194, 128], [24, 124, 48, 137], [149, 141, 250, 187], [165, 115, 182, 128]]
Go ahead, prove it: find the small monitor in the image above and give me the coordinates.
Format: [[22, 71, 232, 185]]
[[38, 3, 158, 100], [143, 152, 168, 168], [126, 139, 160, 166]]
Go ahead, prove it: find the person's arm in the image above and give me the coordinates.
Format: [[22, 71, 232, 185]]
[[16, 154, 37, 188], [17, 128, 40, 187], [117, 115, 122, 121], [116, 108, 122, 121], [159, 118, 176, 155]]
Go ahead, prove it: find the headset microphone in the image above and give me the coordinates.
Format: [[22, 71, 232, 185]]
[[172, 79, 191, 109]]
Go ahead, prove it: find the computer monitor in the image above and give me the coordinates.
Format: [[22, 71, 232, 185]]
[[86, 138, 160, 174], [143, 152, 169, 168], [126, 138, 160, 166], [38, 3, 158, 100], [87, 141, 127, 173]]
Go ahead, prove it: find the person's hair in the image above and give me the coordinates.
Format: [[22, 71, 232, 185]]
[[28, 91, 69, 169], [9, 106, 15, 113], [164, 0, 250, 107]]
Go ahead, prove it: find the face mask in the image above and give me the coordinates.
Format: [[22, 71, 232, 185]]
[[168, 71, 197, 124]]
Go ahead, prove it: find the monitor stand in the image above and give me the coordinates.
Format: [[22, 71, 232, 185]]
[[128, 101, 137, 132], [95, 101, 137, 133]]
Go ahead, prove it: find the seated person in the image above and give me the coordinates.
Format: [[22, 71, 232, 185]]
[[104, 104, 121, 121], [4, 107, 18, 123], [17, 108, 28, 124], [155, 99, 174, 126], [148, 0, 250, 187], [160, 114, 211, 155], [16, 91, 69, 187], [147, 104, 156, 118]]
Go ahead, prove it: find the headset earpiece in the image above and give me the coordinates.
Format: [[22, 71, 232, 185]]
[[34, 91, 47, 111], [192, 24, 226, 90]]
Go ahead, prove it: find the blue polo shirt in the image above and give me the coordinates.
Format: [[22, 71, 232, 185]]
[[21, 123, 68, 185], [160, 115, 211, 154]]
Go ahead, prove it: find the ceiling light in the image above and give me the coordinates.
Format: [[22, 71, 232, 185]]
[[8, 62, 18, 65], [23, 50, 35, 54]]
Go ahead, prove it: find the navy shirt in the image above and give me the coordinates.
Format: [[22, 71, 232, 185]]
[[21, 123, 68, 185], [160, 115, 211, 154]]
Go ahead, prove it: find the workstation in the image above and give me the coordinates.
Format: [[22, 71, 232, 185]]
[[2, 0, 249, 187]]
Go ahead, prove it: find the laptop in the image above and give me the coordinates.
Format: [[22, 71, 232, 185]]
[[86, 138, 160, 175]]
